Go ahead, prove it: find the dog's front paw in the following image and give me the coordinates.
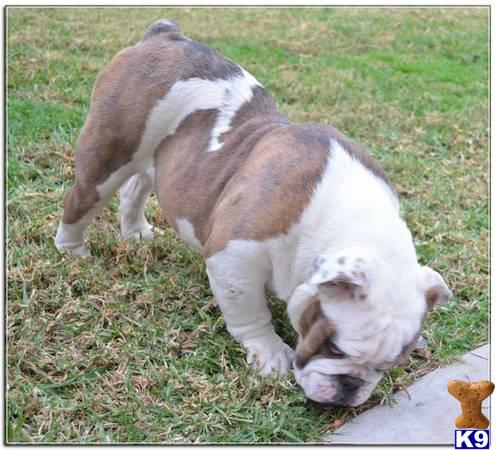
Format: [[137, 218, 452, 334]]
[[245, 337, 295, 376]]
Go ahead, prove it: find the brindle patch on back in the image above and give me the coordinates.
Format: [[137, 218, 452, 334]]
[[295, 299, 335, 369]]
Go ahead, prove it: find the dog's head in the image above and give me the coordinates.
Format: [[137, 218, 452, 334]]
[[288, 246, 451, 406]]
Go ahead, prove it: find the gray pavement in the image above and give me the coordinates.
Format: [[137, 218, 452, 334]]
[[327, 345, 490, 445]]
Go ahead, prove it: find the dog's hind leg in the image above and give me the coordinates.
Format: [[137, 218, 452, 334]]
[[55, 125, 138, 257], [55, 32, 172, 257], [119, 167, 159, 240]]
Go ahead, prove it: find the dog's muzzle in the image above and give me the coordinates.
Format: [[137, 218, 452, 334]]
[[298, 371, 365, 406], [294, 357, 383, 406]]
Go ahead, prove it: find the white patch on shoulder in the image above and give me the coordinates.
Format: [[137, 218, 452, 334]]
[[176, 218, 203, 251], [309, 138, 400, 222]]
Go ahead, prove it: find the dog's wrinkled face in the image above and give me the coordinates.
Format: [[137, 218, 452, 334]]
[[288, 246, 451, 406]]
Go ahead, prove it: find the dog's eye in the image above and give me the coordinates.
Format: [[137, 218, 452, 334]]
[[326, 340, 345, 358]]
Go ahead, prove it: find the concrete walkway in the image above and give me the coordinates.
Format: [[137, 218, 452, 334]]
[[327, 345, 490, 445]]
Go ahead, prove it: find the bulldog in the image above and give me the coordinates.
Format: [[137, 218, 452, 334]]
[[55, 19, 452, 406]]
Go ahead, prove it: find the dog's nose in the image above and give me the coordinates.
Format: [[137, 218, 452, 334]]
[[336, 374, 365, 393], [325, 374, 365, 406]]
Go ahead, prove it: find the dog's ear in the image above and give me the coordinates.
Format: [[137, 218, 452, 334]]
[[287, 283, 319, 335], [308, 247, 375, 302], [416, 265, 452, 310]]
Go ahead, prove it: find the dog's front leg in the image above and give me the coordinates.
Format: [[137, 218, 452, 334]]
[[206, 246, 294, 376]]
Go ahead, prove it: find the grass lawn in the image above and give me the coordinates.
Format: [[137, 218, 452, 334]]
[[6, 6, 489, 443]]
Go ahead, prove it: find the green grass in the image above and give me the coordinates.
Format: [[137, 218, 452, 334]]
[[7, 6, 489, 444]]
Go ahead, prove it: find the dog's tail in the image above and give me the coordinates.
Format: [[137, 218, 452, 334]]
[[143, 19, 181, 40]]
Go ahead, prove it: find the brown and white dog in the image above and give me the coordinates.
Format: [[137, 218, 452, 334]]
[[55, 19, 452, 406]]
